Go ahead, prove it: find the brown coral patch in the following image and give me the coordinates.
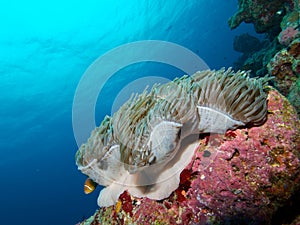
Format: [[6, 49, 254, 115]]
[[288, 38, 300, 58]]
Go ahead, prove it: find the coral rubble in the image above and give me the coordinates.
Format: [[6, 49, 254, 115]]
[[78, 88, 300, 225]]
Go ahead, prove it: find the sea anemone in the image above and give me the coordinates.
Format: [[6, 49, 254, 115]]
[[75, 68, 269, 207]]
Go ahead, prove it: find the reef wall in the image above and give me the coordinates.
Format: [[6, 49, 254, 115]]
[[230, 0, 300, 117]]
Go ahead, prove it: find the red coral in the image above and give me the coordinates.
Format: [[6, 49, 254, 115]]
[[180, 169, 191, 187], [225, 130, 237, 139], [176, 168, 195, 202], [175, 189, 186, 202], [119, 191, 133, 216]]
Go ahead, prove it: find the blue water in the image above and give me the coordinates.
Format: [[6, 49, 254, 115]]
[[0, 1, 258, 224]]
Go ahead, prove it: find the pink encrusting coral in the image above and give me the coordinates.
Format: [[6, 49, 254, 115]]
[[78, 88, 300, 225], [186, 88, 300, 223], [278, 26, 299, 46]]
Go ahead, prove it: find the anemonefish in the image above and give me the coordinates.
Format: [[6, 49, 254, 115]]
[[84, 178, 97, 194]]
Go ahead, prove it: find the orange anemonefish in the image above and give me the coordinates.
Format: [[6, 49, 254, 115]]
[[84, 178, 97, 194]]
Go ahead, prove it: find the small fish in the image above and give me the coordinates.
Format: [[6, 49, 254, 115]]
[[276, 10, 283, 15], [84, 178, 97, 194]]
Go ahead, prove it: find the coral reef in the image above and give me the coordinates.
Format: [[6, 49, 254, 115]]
[[230, 0, 300, 117], [288, 77, 300, 118], [290, 215, 300, 225], [267, 38, 300, 96], [278, 26, 300, 46], [228, 1, 300, 223], [228, 0, 292, 33], [280, 6, 300, 30], [78, 88, 300, 225], [234, 39, 281, 76]]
